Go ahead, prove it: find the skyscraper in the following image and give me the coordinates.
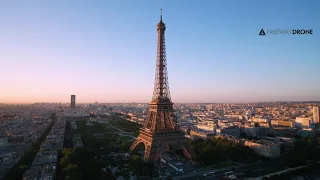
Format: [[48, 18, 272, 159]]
[[71, 95, 76, 108], [129, 10, 194, 161], [313, 106, 319, 124]]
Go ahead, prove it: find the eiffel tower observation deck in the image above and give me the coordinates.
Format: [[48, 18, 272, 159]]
[[129, 9, 195, 161]]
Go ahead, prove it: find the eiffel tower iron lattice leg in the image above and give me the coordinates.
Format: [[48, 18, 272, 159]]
[[130, 130, 193, 161]]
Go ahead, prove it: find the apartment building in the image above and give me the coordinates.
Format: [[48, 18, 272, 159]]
[[244, 140, 280, 158], [216, 126, 241, 137]]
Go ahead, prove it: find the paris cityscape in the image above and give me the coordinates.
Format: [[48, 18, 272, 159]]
[[1, 1, 320, 180]]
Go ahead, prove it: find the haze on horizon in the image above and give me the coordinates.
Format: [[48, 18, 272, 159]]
[[0, 0, 319, 104]]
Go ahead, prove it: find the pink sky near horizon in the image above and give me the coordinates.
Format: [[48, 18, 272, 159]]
[[1, 50, 319, 103]]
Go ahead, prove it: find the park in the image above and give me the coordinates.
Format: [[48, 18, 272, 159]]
[[56, 113, 320, 179]]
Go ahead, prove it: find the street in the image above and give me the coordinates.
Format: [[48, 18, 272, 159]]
[[172, 165, 240, 180]]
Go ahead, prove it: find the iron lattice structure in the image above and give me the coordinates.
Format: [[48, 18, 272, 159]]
[[129, 10, 195, 161], [152, 12, 171, 104]]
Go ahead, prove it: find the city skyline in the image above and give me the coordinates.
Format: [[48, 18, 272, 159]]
[[1, 0, 320, 104]]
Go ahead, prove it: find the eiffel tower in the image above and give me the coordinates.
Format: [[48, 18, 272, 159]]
[[129, 9, 194, 161]]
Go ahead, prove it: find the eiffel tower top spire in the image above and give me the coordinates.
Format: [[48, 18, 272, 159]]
[[152, 9, 171, 104]]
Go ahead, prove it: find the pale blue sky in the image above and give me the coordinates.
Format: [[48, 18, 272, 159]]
[[0, 0, 319, 103]]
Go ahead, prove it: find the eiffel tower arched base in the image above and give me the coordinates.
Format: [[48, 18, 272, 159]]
[[129, 128, 195, 161]]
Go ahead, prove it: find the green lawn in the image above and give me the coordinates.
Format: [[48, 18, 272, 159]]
[[106, 117, 142, 132], [105, 126, 122, 132], [57, 118, 138, 180], [119, 135, 134, 141]]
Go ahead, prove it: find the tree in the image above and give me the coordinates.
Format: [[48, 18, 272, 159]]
[[129, 155, 144, 175], [62, 164, 82, 180], [308, 146, 320, 160], [316, 136, 320, 145], [294, 138, 307, 149], [143, 161, 155, 177], [62, 148, 73, 156], [49, 113, 57, 120], [60, 156, 71, 168], [189, 136, 259, 165], [280, 150, 306, 167], [66, 164, 79, 171], [18, 164, 27, 172]]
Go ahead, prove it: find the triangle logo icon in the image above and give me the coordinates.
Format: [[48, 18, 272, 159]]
[[259, 29, 266, 36]]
